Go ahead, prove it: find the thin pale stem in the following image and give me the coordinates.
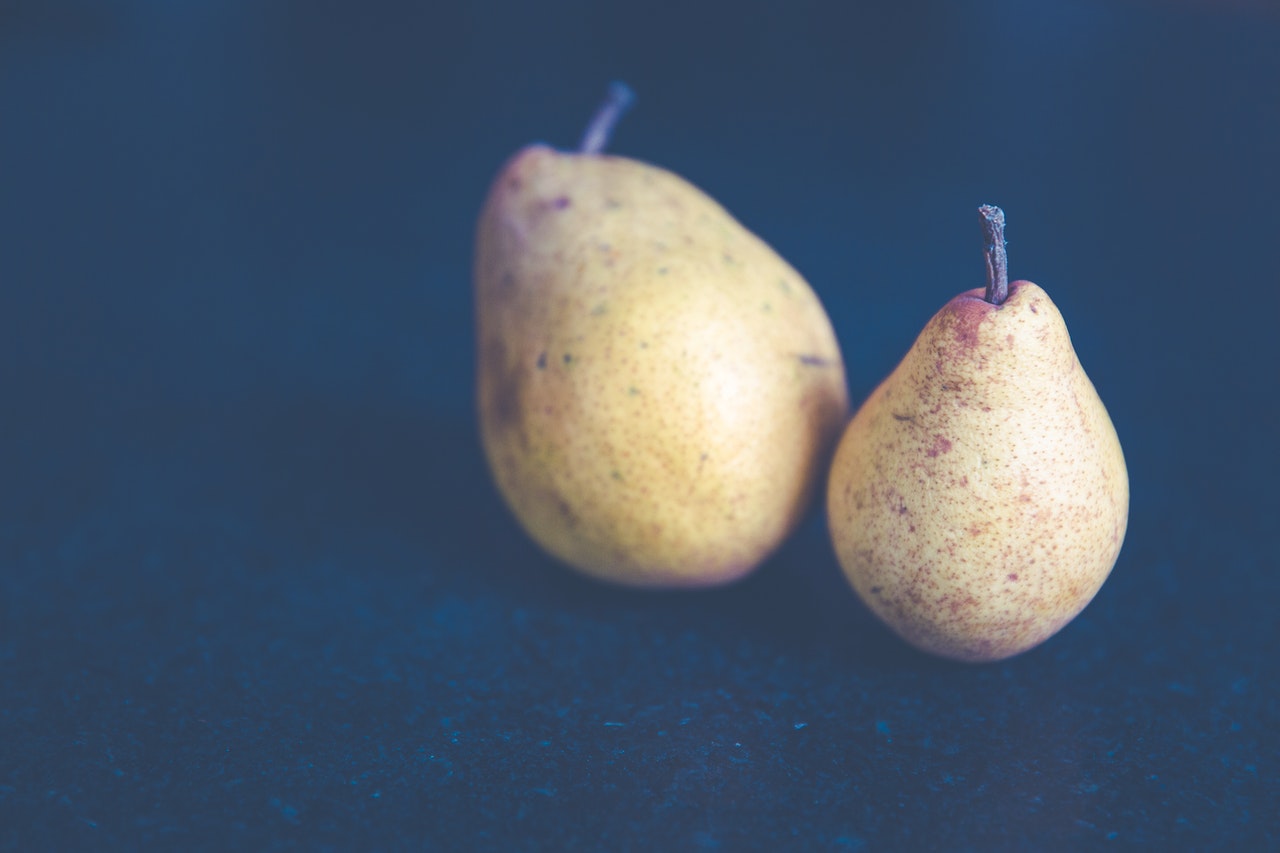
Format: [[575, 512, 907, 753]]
[[579, 82, 635, 155]]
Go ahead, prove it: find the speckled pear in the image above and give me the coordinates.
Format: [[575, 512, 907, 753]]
[[827, 206, 1128, 661], [475, 85, 849, 588]]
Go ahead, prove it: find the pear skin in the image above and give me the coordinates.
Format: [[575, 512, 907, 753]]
[[475, 90, 849, 588], [827, 210, 1127, 661]]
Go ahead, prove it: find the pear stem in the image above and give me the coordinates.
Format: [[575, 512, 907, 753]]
[[579, 82, 636, 155], [979, 204, 1009, 305]]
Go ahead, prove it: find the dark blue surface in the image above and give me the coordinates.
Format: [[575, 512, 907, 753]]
[[3, 1, 1278, 848]]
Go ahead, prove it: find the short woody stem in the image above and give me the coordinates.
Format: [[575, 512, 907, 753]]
[[979, 204, 1009, 305]]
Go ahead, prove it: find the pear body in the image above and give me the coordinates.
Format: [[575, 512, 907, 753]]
[[827, 281, 1127, 661], [475, 145, 848, 588]]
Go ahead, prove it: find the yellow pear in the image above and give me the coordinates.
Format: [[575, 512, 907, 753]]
[[475, 84, 849, 588], [827, 206, 1127, 661]]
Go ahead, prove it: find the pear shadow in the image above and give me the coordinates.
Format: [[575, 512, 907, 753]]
[[228, 391, 947, 674], [226, 393, 563, 591], [672, 510, 953, 675]]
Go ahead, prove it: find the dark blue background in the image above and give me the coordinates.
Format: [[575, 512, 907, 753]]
[[3, 0, 1277, 848]]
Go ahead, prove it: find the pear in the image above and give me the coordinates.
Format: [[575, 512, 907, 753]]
[[475, 84, 848, 588], [827, 206, 1128, 661]]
